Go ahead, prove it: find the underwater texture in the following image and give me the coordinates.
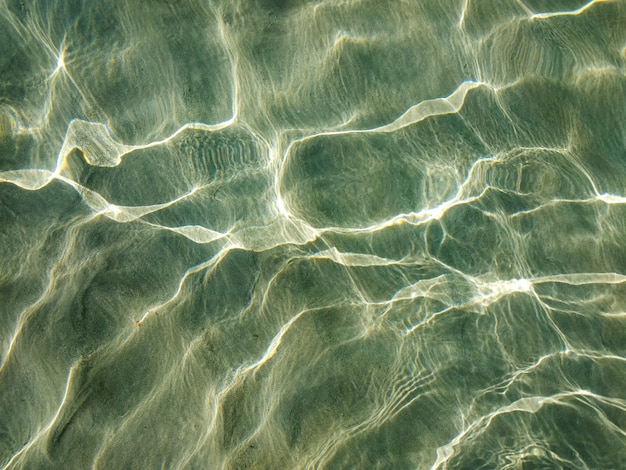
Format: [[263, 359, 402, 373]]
[[1, 0, 625, 468]]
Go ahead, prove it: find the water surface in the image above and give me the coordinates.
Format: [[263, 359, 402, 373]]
[[1, 0, 625, 468]]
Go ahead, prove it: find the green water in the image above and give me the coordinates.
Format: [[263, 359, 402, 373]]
[[1, 0, 625, 468]]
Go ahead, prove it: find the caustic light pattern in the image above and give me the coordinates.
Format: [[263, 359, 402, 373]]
[[0, 0, 625, 469]]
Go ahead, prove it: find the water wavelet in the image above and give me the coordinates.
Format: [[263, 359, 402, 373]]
[[1, 1, 625, 468]]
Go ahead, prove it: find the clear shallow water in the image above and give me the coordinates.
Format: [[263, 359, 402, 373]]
[[1, 0, 625, 468]]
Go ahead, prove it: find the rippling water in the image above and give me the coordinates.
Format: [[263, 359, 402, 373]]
[[1, 1, 625, 468]]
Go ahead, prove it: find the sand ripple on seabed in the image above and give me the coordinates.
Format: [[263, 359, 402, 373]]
[[0, 0, 625, 468]]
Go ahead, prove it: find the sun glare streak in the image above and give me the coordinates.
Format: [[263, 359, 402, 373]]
[[1, 2, 624, 468], [529, 0, 612, 19], [1, 362, 80, 470]]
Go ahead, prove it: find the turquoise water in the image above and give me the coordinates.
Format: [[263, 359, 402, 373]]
[[1, 1, 625, 468]]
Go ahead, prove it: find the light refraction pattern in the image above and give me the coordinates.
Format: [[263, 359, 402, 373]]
[[1, 0, 625, 468]]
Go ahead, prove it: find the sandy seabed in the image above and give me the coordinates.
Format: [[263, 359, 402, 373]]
[[1, 1, 625, 468]]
